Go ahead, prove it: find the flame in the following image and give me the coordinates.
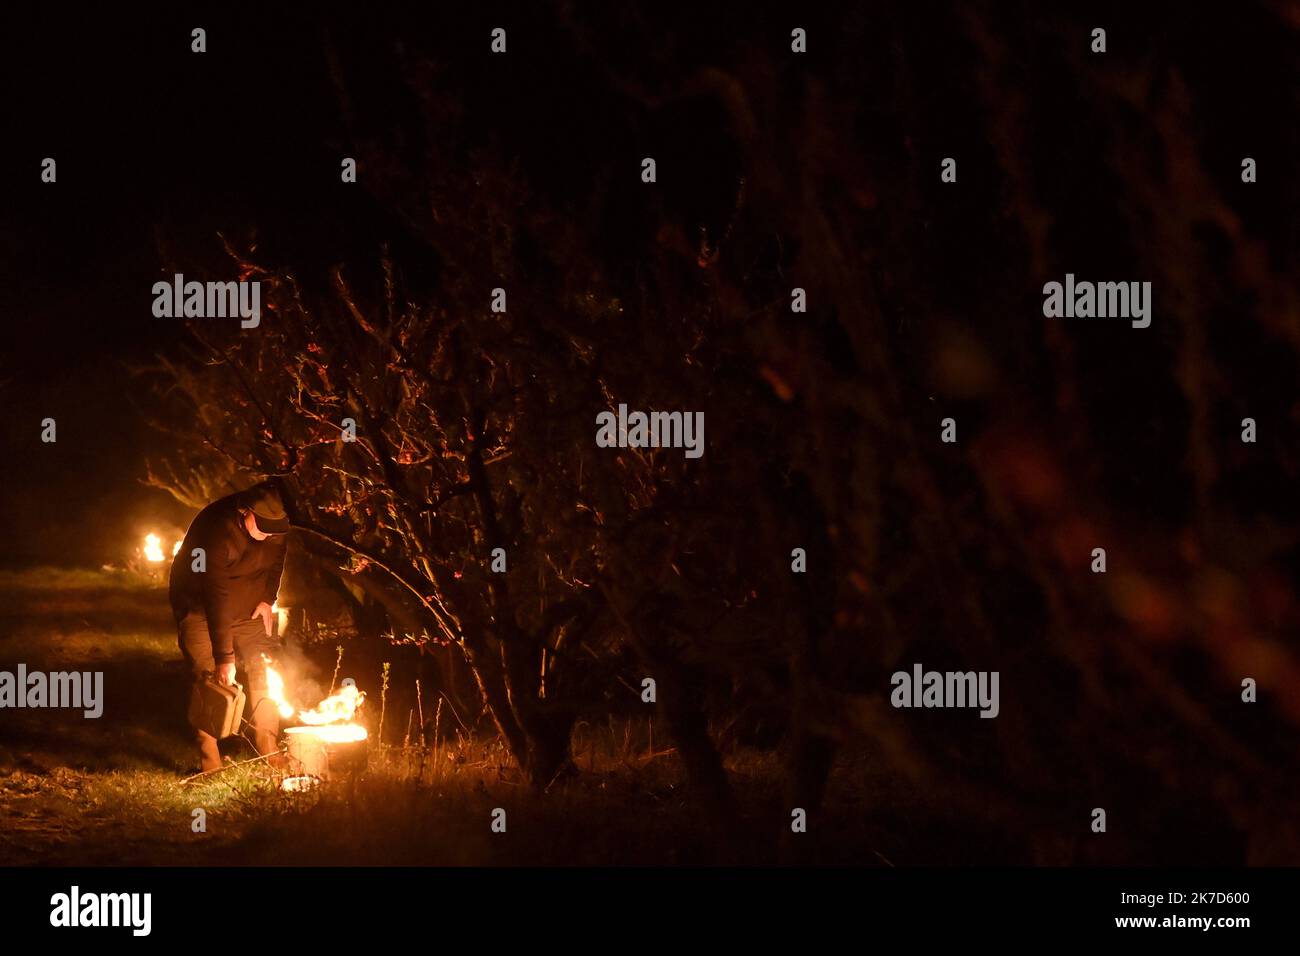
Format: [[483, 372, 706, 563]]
[[262, 658, 366, 727], [143, 533, 165, 563], [262, 656, 297, 719], [172, 540, 182, 557], [296, 684, 365, 725], [286, 724, 368, 743]]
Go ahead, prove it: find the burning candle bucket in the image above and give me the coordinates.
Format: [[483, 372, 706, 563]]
[[284, 724, 369, 779]]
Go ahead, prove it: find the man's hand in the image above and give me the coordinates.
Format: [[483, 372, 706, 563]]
[[252, 601, 275, 637], [215, 662, 237, 686]]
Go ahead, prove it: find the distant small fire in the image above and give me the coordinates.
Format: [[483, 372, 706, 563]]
[[141, 532, 183, 564], [142, 533, 165, 563]]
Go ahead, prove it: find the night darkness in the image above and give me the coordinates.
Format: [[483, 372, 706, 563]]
[[0, 0, 1297, 936]]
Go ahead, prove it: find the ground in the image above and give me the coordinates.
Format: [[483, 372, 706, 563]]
[[0, 567, 916, 865]]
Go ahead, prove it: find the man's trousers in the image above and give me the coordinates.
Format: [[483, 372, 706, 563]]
[[178, 610, 282, 767]]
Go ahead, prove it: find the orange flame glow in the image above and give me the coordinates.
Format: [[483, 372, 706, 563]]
[[262, 656, 297, 719], [296, 684, 365, 725], [262, 659, 367, 735], [286, 724, 368, 743], [143, 533, 165, 563]]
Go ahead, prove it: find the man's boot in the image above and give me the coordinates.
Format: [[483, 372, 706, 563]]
[[196, 728, 222, 773]]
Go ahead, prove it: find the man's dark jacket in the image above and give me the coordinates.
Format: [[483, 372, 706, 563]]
[[169, 491, 287, 665]]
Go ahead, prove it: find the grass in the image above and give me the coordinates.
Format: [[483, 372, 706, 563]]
[[2, 566, 881, 865], [0, 565, 164, 592], [0, 577, 1279, 865]]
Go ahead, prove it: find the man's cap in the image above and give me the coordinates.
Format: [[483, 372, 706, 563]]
[[243, 483, 291, 535]]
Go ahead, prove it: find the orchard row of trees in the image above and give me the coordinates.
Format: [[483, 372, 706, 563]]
[[140, 4, 1299, 856]]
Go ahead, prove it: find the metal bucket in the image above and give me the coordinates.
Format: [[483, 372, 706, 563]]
[[284, 725, 368, 779]]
